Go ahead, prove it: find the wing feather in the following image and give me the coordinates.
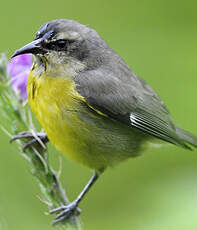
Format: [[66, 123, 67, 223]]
[[75, 63, 191, 149]]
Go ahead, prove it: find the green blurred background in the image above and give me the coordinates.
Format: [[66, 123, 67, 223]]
[[0, 0, 197, 229]]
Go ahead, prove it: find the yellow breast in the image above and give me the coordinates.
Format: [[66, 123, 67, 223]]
[[27, 70, 94, 167]]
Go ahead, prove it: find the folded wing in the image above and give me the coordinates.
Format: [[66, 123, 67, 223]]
[[75, 65, 196, 150]]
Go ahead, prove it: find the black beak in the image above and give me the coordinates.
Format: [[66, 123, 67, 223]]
[[11, 38, 45, 59]]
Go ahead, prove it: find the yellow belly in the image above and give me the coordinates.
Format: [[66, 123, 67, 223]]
[[27, 71, 146, 171]]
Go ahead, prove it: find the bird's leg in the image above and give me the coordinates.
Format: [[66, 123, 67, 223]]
[[50, 172, 100, 224], [10, 131, 49, 152]]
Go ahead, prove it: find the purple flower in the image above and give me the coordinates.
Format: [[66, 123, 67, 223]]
[[7, 54, 32, 99]]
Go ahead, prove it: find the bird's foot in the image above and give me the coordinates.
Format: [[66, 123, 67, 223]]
[[10, 131, 49, 152], [50, 201, 81, 225]]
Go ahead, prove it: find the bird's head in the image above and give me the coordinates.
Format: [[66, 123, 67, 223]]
[[12, 19, 109, 76]]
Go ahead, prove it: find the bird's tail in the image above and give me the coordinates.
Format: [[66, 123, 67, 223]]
[[176, 126, 197, 150]]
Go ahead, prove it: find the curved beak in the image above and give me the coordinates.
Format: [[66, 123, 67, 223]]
[[11, 38, 45, 58]]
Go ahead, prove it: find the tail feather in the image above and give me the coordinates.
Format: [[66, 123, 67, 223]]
[[176, 126, 197, 150]]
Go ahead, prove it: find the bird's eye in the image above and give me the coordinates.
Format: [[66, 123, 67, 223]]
[[55, 39, 67, 49], [44, 39, 75, 51]]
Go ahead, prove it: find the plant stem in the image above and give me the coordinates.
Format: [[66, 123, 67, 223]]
[[0, 54, 82, 229]]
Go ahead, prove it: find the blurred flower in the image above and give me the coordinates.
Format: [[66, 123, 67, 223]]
[[7, 54, 32, 99]]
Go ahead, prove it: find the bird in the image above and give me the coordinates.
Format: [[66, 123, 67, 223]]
[[12, 19, 197, 223]]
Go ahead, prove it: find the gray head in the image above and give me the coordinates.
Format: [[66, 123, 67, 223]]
[[12, 19, 110, 75]]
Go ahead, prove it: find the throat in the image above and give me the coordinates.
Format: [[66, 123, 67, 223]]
[[27, 70, 85, 114], [32, 55, 86, 78]]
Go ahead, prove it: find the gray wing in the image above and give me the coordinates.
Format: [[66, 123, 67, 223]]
[[75, 63, 190, 149]]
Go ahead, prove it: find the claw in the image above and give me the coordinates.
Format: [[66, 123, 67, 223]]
[[10, 132, 35, 143], [52, 215, 69, 225], [49, 206, 66, 214], [23, 138, 41, 152], [10, 131, 48, 152], [54, 208, 71, 220], [50, 202, 81, 225]]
